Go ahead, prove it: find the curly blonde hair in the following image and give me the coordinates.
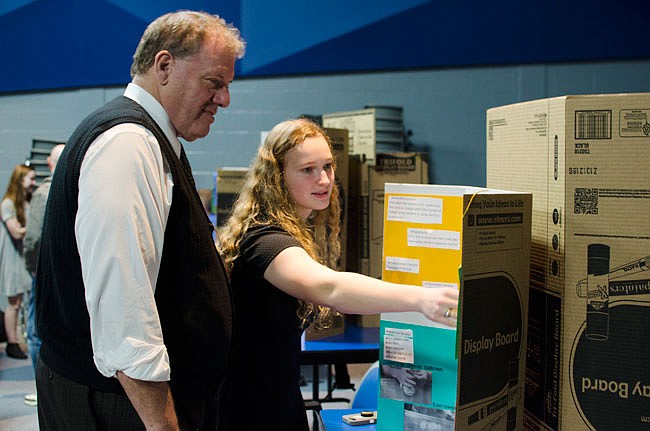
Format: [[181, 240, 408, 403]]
[[219, 118, 341, 328]]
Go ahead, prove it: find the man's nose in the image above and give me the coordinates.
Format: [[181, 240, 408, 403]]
[[212, 87, 230, 108]]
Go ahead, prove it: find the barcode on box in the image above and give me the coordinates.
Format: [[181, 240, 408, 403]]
[[575, 110, 611, 139], [574, 188, 599, 214]]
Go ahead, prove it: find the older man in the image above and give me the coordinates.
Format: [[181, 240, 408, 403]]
[[35, 11, 245, 431]]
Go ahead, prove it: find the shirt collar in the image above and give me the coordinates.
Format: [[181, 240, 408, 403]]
[[123, 83, 182, 158]]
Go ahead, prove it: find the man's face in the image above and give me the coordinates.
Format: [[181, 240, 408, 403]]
[[161, 35, 236, 142]]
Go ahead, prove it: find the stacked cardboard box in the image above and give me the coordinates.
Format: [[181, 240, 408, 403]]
[[305, 127, 348, 340], [323, 106, 404, 165], [326, 128, 349, 272], [378, 184, 532, 431], [487, 93, 650, 431], [346, 152, 429, 278], [345, 153, 428, 327], [215, 167, 248, 226]]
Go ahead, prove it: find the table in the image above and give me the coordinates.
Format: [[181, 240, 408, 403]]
[[301, 324, 379, 403], [320, 409, 377, 431]]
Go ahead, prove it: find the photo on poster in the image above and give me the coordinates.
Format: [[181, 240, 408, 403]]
[[403, 403, 455, 431], [380, 365, 433, 405]]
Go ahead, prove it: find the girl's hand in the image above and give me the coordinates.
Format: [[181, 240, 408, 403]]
[[420, 287, 459, 327]]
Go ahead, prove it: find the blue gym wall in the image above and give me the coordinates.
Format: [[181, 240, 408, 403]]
[[1, 0, 649, 188]]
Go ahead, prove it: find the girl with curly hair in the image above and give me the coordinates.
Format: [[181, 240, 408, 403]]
[[218, 118, 458, 430]]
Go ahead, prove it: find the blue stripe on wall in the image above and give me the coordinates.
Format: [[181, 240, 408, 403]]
[[244, 0, 650, 76], [0, 0, 648, 93]]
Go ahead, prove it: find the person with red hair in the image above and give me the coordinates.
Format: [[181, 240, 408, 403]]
[[0, 163, 35, 359]]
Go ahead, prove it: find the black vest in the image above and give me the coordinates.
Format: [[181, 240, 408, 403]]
[[36, 96, 233, 405]]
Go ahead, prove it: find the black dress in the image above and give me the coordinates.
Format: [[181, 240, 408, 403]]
[[219, 225, 309, 430]]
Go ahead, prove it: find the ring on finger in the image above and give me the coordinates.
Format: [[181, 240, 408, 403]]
[[444, 308, 456, 320]]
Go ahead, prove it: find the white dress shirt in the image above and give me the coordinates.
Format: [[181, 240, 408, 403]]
[[75, 83, 181, 382]]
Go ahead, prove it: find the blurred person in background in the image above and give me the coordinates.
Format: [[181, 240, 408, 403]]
[[0, 163, 36, 359], [22, 144, 64, 406]]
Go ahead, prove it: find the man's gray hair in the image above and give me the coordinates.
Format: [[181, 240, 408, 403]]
[[130, 10, 245, 77]]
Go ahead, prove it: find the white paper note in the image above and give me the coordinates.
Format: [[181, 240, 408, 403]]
[[383, 328, 415, 363], [385, 256, 420, 274], [407, 228, 460, 250], [387, 195, 443, 224]]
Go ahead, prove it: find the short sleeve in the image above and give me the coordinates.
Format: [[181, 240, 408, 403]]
[[240, 226, 302, 278], [1, 199, 17, 222]]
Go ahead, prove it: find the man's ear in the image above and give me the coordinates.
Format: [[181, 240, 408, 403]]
[[154, 50, 173, 85]]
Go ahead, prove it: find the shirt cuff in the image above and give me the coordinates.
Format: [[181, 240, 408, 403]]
[[94, 337, 171, 382]]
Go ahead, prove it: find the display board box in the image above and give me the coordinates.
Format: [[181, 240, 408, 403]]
[[377, 184, 532, 431], [486, 93, 650, 431], [323, 107, 404, 165]]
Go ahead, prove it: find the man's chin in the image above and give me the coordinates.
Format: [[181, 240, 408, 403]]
[[180, 127, 211, 142]]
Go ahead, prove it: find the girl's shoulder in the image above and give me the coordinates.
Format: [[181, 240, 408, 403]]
[[244, 223, 290, 241], [1, 198, 16, 215], [244, 222, 305, 248]]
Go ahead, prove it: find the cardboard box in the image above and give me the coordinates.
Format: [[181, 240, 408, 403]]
[[215, 167, 248, 226], [345, 313, 381, 329], [347, 152, 429, 278], [486, 93, 650, 431], [345, 153, 428, 328], [325, 127, 349, 271], [305, 128, 349, 341], [378, 184, 532, 431], [304, 313, 345, 341], [323, 107, 404, 165]]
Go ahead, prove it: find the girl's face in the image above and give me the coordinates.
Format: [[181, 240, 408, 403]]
[[283, 135, 335, 221], [22, 170, 36, 194]]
